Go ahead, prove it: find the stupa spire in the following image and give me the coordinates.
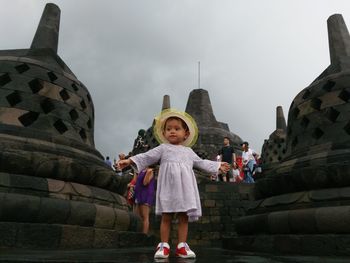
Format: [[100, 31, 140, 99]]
[[327, 14, 350, 65], [276, 106, 286, 131], [162, 95, 170, 110], [30, 3, 60, 53]]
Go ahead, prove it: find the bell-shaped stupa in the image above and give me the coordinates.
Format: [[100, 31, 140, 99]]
[[260, 106, 287, 174], [0, 3, 141, 249], [232, 15, 350, 252], [185, 89, 243, 159]]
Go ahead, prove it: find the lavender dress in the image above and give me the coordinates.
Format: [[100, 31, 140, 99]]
[[130, 143, 220, 222], [134, 169, 155, 206]]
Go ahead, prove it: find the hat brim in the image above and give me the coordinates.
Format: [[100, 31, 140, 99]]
[[153, 109, 198, 147]]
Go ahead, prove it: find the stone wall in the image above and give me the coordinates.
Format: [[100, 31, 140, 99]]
[[149, 181, 255, 247]]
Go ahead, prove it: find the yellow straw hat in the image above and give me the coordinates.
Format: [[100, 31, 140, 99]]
[[153, 108, 198, 147]]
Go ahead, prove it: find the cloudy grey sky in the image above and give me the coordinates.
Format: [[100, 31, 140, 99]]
[[1, 0, 350, 159]]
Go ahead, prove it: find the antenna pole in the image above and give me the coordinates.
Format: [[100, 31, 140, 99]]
[[198, 61, 201, 89]]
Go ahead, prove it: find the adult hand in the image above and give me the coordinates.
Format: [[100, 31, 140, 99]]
[[117, 159, 131, 170]]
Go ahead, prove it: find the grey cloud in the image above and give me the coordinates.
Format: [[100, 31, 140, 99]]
[[1, 0, 350, 158]]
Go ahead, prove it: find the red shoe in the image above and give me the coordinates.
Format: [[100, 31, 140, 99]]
[[175, 242, 196, 258], [154, 242, 170, 259]]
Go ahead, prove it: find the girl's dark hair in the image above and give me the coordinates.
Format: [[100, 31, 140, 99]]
[[163, 116, 189, 132]]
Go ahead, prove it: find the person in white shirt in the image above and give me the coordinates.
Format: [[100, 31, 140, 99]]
[[241, 141, 256, 183]]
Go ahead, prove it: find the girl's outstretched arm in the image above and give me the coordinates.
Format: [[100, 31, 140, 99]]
[[220, 162, 230, 173], [130, 145, 162, 172], [191, 148, 230, 174]]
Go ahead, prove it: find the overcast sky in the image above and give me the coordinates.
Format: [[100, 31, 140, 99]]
[[1, 0, 350, 159]]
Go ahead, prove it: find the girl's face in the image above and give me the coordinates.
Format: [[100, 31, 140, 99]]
[[163, 118, 189, 145]]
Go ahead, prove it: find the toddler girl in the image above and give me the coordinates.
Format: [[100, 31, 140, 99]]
[[118, 109, 229, 259]]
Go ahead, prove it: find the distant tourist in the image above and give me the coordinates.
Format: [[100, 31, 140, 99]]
[[241, 141, 256, 183], [104, 156, 112, 168], [211, 154, 221, 181], [134, 166, 156, 234], [114, 153, 127, 176], [218, 137, 236, 182], [231, 162, 242, 183], [253, 152, 262, 175], [117, 109, 230, 259], [132, 129, 149, 155], [126, 171, 137, 212]]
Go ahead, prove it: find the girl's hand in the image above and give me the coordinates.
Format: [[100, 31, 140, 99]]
[[117, 159, 132, 170], [220, 162, 230, 173]]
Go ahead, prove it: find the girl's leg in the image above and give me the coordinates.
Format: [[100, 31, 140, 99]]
[[139, 204, 150, 234], [176, 213, 196, 258], [155, 213, 172, 259], [160, 213, 173, 242], [177, 212, 188, 243]]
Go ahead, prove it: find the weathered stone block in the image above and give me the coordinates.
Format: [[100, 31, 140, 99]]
[[93, 228, 118, 248], [273, 235, 301, 254], [210, 216, 221, 223], [94, 204, 116, 229], [251, 235, 274, 253], [0, 222, 17, 247], [114, 208, 130, 231], [315, 206, 350, 233], [209, 208, 220, 216], [268, 211, 290, 234], [289, 208, 317, 234], [10, 173, 48, 194], [205, 184, 218, 193], [300, 235, 337, 255], [37, 197, 70, 224], [67, 200, 96, 226], [118, 231, 149, 247], [17, 223, 61, 249], [1, 193, 40, 222], [309, 188, 339, 201], [204, 200, 215, 207], [60, 225, 94, 248]]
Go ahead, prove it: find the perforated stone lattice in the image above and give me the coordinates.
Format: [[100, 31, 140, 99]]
[[86, 119, 91, 129], [300, 117, 310, 128], [59, 89, 70, 101], [325, 107, 340, 123], [6, 91, 22, 107], [0, 61, 94, 145], [53, 119, 68, 134], [47, 71, 58, 81], [339, 89, 350, 102], [40, 98, 55, 114], [29, 79, 43, 94], [71, 83, 79, 91], [261, 137, 287, 164], [344, 121, 350, 135], [322, 80, 336, 91], [18, 111, 39, 127], [312, 127, 324, 139], [0, 73, 11, 87], [69, 109, 79, 121], [287, 78, 350, 152], [15, 63, 30, 74]]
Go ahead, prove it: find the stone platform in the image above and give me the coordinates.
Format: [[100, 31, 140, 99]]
[[1, 247, 350, 263]]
